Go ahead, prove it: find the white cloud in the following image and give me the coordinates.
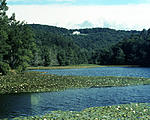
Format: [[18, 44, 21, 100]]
[[7, 4, 150, 30]]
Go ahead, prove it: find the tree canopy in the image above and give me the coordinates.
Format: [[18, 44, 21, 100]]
[[0, 0, 36, 74]]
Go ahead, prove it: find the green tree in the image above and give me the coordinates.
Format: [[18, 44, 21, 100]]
[[57, 50, 66, 66], [0, 61, 10, 75], [115, 48, 125, 64], [7, 19, 36, 71], [0, 0, 8, 16], [0, 0, 36, 74], [0, 0, 10, 74], [42, 47, 51, 66]]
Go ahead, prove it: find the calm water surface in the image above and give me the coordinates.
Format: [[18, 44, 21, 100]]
[[1, 67, 150, 119], [31, 67, 150, 78], [0, 85, 150, 119]]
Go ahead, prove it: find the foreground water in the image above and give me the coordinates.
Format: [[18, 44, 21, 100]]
[[31, 67, 150, 78], [0, 85, 150, 119]]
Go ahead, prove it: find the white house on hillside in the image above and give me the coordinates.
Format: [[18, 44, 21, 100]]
[[72, 31, 80, 35]]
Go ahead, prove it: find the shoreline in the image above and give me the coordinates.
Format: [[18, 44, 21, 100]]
[[27, 64, 103, 70], [27, 64, 140, 70]]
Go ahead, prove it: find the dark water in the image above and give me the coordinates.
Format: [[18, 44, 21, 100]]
[[31, 67, 150, 78], [0, 85, 150, 119]]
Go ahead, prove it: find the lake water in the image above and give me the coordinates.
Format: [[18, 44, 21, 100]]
[[1, 67, 150, 119], [31, 67, 150, 78], [0, 85, 150, 119]]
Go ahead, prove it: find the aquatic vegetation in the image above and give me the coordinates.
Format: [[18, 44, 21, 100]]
[[11, 103, 150, 120], [0, 72, 150, 94], [0, 68, 150, 120]]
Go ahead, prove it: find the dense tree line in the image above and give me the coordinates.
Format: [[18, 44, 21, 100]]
[[91, 29, 150, 66], [31, 24, 150, 67], [30, 24, 141, 67], [0, 0, 36, 74], [30, 25, 89, 66]]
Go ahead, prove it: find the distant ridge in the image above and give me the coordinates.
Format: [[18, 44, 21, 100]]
[[29, 24, 140, 49]]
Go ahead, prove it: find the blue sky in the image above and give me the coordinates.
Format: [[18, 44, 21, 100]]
[[7, 0, 150, 5], [7, 0, 150, 30]]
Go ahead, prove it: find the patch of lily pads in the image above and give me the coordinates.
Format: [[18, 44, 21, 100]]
[[0, 72, 150, 94], [7, 103, 149, 120], [0, 70, 150, 120]]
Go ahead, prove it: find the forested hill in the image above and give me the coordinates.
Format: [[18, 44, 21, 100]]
[[30, 24, 150, 67], [30, 24, 70, 35], [30, 24, 140, 50], [70, 28, 139, 49]]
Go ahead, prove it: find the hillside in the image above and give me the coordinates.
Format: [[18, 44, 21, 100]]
[[70, 28, 140, 49], [29, 24, 150, 66], [30, 24, 140, 50]]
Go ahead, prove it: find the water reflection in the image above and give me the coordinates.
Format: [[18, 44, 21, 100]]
[[31, 94, 41, 106], [0, 94, 43, 119], [0, 85, 150, 119], [0, 94, 32, 119]]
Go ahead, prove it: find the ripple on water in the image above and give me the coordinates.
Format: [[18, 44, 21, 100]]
[[31, 67, 150, 78], [0, 85, 150, 119]]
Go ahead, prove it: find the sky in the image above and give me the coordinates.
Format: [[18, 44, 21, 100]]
[[6, 0, 150, 30]]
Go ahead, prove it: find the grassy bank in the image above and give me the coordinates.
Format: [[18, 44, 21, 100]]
[[0, 72, 150, 95], [12, 103, 150, 120], [27, 64, 140, 70], [27, 64, 102, 70]]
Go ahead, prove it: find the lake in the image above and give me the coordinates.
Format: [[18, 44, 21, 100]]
[[1, 67, 150, 119], [31, 67, 150, 78], [0, 85, 150, 119]]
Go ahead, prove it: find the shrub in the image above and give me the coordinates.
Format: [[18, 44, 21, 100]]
[[0, 62, 10, 75]]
